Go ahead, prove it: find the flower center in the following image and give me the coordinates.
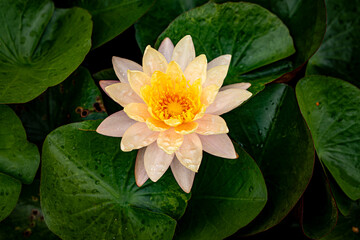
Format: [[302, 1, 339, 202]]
[[140, 61, 204, 126]]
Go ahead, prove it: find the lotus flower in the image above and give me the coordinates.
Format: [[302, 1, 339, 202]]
[[96, 35, 252, 193]]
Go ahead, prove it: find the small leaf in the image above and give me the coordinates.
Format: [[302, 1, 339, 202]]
[[0, 174, 21, 222]]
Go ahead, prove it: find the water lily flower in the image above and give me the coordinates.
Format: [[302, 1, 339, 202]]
[[96, 35, 252, 193]]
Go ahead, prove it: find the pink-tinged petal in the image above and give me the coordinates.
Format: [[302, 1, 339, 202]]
[[121, 122, 159, 151], [146, 118, 170, 131], [184, 54, 207, 84], [144, 142, 174, 182], [195, 114, 229, 135], [175, 133, 202, 172], [171, 156, 195, 193], [198, 134, 237, 159], [203, 65, 229, 88], [96, 110, 136, 137], [112, 56, 142, 83], [143, 46, 168, 76], [200, 85, 219, 106], [105, 83, 143, 107], [158, 37, 174, 63], [205, 88, 252, 115], [207, 54, 231, 70], [220, 82, 251, 91], [157, 128, 184, 154], [124, 103, 151, 122], [135, 148, 149, 187], [175, 121, 198, 135], [99, 80, 119, 97], [171, 35, 195, 71], [127, 70, 151, 96]]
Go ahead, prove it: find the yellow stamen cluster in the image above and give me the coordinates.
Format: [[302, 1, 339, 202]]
[[141, 62, 204, 127]]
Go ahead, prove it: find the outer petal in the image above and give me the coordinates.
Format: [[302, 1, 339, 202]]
[[195, 114, 229, 135], [143, 46, 168, 76], [175, 133, 202, 172], [96, 110, 136, 137], [157, 128, 184, 154], [99, 80, 119, 97], [198, 134, 237, 159], [127, 70, 151, 96], [124, 103, 151, 122], [184, 54, 207, 85], [205, 88, 252, 115], [144, 142, 174, 182], [105, 83, 143, 107], [171, 157, 195, 193], [200, 85, 219, 106], [220, 82, 251, 91], [112, 56, 142, 83], [158, 37, 174, 63], [135, 148, 149, 187], [207, 54, 231, 70], [203, 65, 229, 88], [171, 35, 195, 71], [175, 122, 199, 135], [121, 122, 159, 151], [146, 117, 170, 131]]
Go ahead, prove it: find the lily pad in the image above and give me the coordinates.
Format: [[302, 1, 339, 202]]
[[41, 120, 189, 240], [13, 67, 107, 144], [296, 76, 360, 200], [156, 2, 295, 94], [307, 0, 360, 87], [0, 0, 92, 104], [223, 84, 314, 235], [174, 145, 267, 240], [0, 174, 21, 222], [62, 0, 156, 48]]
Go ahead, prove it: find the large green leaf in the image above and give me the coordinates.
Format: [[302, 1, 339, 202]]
[[13, 67, 107, 144], [0, 173, 21, 222], [223, 84, 314, 235], [301, 161, 338, 239], [174, 145, 267, 240], [0, 0, 92, 104], [41, 121, 189, 240], [307, 0, 360, 87], [296, 76, 360, 200], [62, 0, 155, 48], [0, 180, 59, 239], [156, 2, 295, 94]]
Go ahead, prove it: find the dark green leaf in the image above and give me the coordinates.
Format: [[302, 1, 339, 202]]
[[307, 0, 360, 87], [64, 0, 155, 48], [329, 173, 354, 216], [296, 76, 360, 200], [224, 84, 314, 235], [0, 0, 92, 103], [0, 173, 21, 222], [41, 121, 189, 240], [174, 145, 267, 240], [93, 69, 117, 81], [156, 2, 295, 94]]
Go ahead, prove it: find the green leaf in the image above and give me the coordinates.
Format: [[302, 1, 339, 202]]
[[329, 174, 354, 216], [156, 2, 295, 94], [0, 105, 40, 184], [63, 0, 155, 48], [223, 84, 314, 235], [93, 68, 117, 81], [174, 146, 267, 240], [322, 201, 360, 240], [135, 0, 208, 51], [301, 161, 338, 239], [0, 0, 92, 104], [13, 67, 107, 144], [296, 76, 360, 200], [0, 180, 59, 239], [307, 0, 360, 87], [0, 173, 21, 222], [41, 120, 189, 240]]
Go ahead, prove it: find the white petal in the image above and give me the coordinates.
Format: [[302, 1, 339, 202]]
[[207, 54, 231, 70], [220, 82, 251, 91], [135, 148, 149, 187], [105, 83, 143, 107], [203, 65, 229, 88], [121, 122, 159, 151], [143, 46, 168, 76], [99, 80, 119, 97], [171, 157, 195, 193], [205, 88, 252, 115], [96, 110, 136, 137], [195, 114, 229, 135], [184, 54, 207, 84], [158, 38, 174, 63], [198, 134, 237, 159], [175, 133, 202, 172], [171, 35, 195, 71], [112, 56, 142, 83], [144, 142, 174, 182]]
